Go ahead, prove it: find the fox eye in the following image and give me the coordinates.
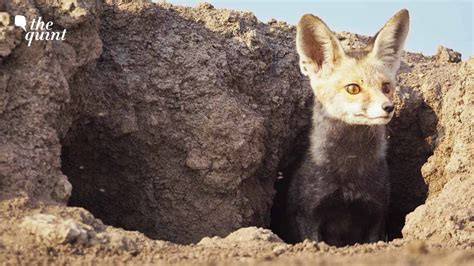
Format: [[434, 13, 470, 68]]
[[345, 84, 361, 95], [382, 83, 392, 94]]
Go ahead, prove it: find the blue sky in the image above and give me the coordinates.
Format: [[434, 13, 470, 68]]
[[163, 0, 473, 59]]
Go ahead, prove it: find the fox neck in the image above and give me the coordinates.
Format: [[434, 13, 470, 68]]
[[309, 100, 388, 175]]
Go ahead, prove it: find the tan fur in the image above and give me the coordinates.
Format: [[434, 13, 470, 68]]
[[297, 10, 410, 125]]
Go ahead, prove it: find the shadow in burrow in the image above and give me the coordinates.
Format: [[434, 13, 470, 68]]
[[61, 117, 161, 237], [385, 87, 437, 239]]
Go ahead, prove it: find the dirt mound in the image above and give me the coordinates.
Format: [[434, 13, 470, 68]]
[[0, 0, 472, 264], [403, 176, 473, 247]]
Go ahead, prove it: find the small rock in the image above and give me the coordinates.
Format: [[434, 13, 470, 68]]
[[317, 241, 330, 252], [376, 240, 388, 247], [197, 2, 214, 10], [268, 18, 278, 24], [436, 46, 462, 63], [0, 12, 10, 26], [20, 214, 94, 246], [272, 245, 287, 256], [224, 227, 283, 243]]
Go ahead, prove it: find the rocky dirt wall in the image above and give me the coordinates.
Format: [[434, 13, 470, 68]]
[[0, 0, 102, 202], [61, 2, 312, 243]]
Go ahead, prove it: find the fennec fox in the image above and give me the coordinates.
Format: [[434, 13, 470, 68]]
[[283, 10, 409, 246]]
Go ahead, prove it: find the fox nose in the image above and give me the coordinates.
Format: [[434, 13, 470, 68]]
[[382, 102, 394, 113]]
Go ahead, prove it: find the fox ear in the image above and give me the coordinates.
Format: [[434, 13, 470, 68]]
[[296, 14, 345, 76], [368, 9, 410, 72]]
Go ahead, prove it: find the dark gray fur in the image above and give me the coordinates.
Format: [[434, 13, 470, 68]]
[[283, 100, 390, 246]]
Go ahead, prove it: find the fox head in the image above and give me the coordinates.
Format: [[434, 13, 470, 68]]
[[297, 9, 409, 125]]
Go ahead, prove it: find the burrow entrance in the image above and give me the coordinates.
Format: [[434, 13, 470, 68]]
[[61, 102, 435, 244], [60, 117, 159, 236]]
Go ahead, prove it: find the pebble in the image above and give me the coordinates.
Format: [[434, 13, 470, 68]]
[[272, 245, 286, 256]]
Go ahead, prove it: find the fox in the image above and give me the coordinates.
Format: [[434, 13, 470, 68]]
[[278, 10, 410, 246]]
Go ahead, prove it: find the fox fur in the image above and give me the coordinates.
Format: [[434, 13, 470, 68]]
[[280, 9, 409, 246]]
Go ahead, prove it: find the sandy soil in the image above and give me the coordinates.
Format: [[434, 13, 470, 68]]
[[0, 198, 473, 265]]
